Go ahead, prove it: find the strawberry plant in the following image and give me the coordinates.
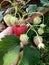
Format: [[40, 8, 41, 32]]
[[0, 0, 49, 65]]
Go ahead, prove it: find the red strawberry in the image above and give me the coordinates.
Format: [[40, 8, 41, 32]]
[[13, 25, 28, 37]]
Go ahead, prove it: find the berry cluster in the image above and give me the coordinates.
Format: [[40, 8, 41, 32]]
[[1, 0, 46, 49]]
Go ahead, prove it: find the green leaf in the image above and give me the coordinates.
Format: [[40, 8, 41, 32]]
[[40, 0, 48, 4], [0, 35, 20, 65], [40, 0, 49, 7], [18, 46, 40, 65], [0, 11, 4, 22], [3, 46, 20, 65], [37, 7, 45, 12], [0, 34, 20, 53], [43, 3, 49, 7], [26, 4, 37, 16]]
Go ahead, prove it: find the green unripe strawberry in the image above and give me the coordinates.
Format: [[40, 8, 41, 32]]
[[40, 24, 46, 28], [20, 34, 29, 45], [10, 16, 18, 26], [38, 28, 44, 35], [4, 14, 12, 26], [33, 16, 41, 25]]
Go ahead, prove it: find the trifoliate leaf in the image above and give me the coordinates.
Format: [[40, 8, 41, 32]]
[[26, 4, 37, 16], [0, 34, 20, 53], [0, 11, 4, 22], [18, 46, 40, 65], [0, 35, 20, 65], [26, 4, 37, 12], [3, 46, 20, 65]]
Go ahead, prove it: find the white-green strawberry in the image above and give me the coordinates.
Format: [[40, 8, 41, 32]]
[[4, 14, 12, 26], [20, 34, 29, 45], [38, 28, 44, 35], [10, 16, 18, 26], [33, 16, 41, 25], [40, 24, 46, 28]]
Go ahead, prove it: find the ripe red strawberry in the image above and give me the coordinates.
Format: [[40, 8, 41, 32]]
[[13, 25, 28, 37]]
